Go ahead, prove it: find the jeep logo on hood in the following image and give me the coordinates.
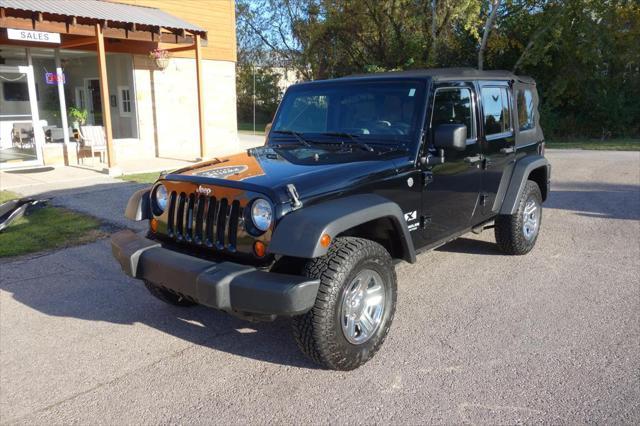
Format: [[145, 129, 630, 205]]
[[196, 165, 249, 179]]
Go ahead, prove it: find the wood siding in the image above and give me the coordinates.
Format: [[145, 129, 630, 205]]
[[110, 0, 236, 62]]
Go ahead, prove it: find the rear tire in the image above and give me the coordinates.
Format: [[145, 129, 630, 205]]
[[495, 180, 543, 255], [292, 237, 397, 370], [144, 281, 197, 307]]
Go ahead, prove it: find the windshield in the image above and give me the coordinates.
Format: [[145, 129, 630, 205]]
[[271, 81, 426, 145]]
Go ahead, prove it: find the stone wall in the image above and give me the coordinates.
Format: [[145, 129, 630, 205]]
[[132, 55, 238, 161]]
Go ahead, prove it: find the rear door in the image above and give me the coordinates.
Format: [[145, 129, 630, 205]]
[[419, 82, 482, 246], [477, 82, 516, 217]]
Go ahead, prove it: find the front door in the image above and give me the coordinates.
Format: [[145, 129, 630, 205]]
[[86, 78, 103, 126], [420, 82, 482, 246], [477, 83, 516, 216], [0, 65, 44, 169]]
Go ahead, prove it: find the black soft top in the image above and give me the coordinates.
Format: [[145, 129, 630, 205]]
[[297, 68, 535, 86]]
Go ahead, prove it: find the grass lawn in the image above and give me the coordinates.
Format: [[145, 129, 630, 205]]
[[0, 191, 104, 258], [546, 139, 639, 151], [0, 190, 21, 204], [119, 172, 162, 184]]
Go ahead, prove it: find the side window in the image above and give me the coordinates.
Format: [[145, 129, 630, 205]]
[[481, 87, 511, 136], [517, 88, 535, 131], [430, 87, 475, 139], [118, 86, 132, 117]]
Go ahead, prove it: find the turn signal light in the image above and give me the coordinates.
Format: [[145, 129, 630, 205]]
[[150, 218, 158, 233], [320, 233, 331, 248], [253, 241, 267, 257]]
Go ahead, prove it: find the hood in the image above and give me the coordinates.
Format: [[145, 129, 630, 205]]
[[167, 145, 409, 203]]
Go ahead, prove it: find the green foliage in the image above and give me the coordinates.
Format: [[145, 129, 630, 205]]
[[236, 64, 283, 124], [237, 0, 640, 139], [68, 106, 88, 125]]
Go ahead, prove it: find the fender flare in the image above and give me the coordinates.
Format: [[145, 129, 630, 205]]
[[268, 194, 416, 263], [500, 155, 550, 215], [125, 188, 152, 221]]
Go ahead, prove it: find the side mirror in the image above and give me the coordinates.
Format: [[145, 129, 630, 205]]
[[434, 123, 467, 151], [264, 122, 272, 144]]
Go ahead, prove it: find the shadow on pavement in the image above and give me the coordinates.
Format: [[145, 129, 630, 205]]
[[0, 241, 320, 370], [545, 182, 640, 220]]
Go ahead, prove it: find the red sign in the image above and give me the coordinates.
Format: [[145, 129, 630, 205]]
[[45, 72, 65, 85]]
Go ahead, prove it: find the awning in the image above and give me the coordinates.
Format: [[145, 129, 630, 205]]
[[1, 0, 206, 38]]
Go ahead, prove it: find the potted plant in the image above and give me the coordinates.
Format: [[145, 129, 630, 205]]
[[149, 48, 171, 70], [68, 107, 88, 130]]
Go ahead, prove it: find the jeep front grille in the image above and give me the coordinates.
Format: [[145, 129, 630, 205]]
[[166, 191, 241, 251]]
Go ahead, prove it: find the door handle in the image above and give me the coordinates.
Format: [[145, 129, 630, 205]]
[[500, 146, 515, 154]]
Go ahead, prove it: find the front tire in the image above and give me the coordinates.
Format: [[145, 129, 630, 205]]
[[495, 180, 543, 255], [292, 237, 397, 370]]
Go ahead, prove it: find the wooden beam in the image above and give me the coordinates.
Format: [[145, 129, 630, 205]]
[[95, 23, 116, 168], [60, 37, 95, 49], [195, 34, 206, 159], [165, 43, 196, 53]]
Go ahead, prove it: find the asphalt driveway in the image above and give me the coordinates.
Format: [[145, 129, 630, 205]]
[[1, 150, 638, 424]]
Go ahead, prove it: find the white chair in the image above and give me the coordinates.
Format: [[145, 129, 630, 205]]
[[78, 125, 107, 165]]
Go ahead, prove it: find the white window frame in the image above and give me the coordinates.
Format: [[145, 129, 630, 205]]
[[117, 85, 132, 117]]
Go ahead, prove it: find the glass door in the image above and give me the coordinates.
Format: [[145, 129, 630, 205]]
[[0, 65, 44, 169]]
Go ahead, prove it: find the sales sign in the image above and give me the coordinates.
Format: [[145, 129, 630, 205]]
[[7, 28, 61, 44]]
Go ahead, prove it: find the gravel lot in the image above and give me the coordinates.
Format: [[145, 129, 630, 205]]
[[1, 150, 638, 424]]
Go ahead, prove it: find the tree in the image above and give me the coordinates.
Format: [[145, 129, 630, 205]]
[[236, 64, 283, 126], [237, 0, 640, 138]]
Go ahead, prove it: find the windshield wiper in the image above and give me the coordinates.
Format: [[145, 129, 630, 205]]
[[320, 132, 374, 152], [271, 130, 313, 148]]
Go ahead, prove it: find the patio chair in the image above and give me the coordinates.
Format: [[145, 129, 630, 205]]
[[11, 123, 35, 149], [78, 125, 107, 165]]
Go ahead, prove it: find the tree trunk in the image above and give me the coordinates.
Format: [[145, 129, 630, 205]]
[[478, 0, 501, 70], [431, 0, 437, 64]]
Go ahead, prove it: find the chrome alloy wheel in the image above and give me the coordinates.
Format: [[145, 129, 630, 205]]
[[340, 269, 386, 345], [522, 197, 540, 241]]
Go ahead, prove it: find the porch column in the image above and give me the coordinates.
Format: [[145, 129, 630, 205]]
[[195, 34, 206, 159], [54, 49, 70, 146], [95, 23, 116, 168]]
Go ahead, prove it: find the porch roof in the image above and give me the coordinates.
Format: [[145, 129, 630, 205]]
[[1, 0, 206, 36]]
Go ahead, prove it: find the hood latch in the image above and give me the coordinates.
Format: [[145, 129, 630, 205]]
[[286, 184, 303, 210]]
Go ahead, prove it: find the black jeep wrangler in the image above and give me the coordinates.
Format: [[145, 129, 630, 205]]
[[112, 68, 550, 370]]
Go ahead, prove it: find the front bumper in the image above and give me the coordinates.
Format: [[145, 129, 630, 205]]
[[111, 230, 319, 317]]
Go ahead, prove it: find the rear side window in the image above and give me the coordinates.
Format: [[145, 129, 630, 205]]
[[481, 87, 511, 136], [517, 88, 535, 131]]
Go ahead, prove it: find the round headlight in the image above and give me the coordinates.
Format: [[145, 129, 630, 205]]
[[251, 198, 273, 232], [154, 184, 168, 214]]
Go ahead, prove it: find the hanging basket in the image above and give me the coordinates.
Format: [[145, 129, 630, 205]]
[[155, 57, 170, 70], [149, 49, 171, 70]]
